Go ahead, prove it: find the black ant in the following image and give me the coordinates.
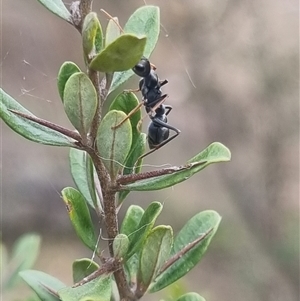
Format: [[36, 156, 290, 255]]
[[132, 56, 168, 112], [113, 57, 181, 161], [138, 104, 181, 161], [130, 57, 181, 160], [99, 10, 181, 159]]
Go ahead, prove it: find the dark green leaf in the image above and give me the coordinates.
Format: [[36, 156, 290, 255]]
[[64, 72, 98, 136], [72, 258, 99, 284], [149, 210, 221, 293], [61, 187, 97, 251], [57, 62, 81, 102], [110, 6, 160, 94], [121, 142, 231, 191], [96, 110, 132, 180], [69, 148, 101, 212], [137, 226, 173, 293], [85, 153, 102, 213], [0, 89, 75, 146], [121, 206, 143, 283], [109, 92, 141, 144], [37, 0, 72, 23], [90, 34, 146, 73], [120, 205, 145, 240], [113, 234, 129, 259], [82, 12, 103, 57], [126, 202, 162, 259], [109, 93, 146, 201], [118, 133, 146, 203], [19, 270, 65, 301], [105, 17, 121, 46], [4, 233, 40, 289], [123, 132, 146, 176], [59, 275, 111, 301], [124, 253, 139, 286], [176, 293, 206, 301]]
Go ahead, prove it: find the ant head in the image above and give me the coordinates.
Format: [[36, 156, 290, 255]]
[[133, 57, 151, 77]]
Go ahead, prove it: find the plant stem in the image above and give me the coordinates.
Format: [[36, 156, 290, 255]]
[[87, 148, 134, 300]]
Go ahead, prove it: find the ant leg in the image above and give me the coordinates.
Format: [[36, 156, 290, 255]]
[[111, 101, 144, 129], [148, 94, 168, 115], [164, 105, 173, 116], [123, 87, 140, 93], [137, 119, 181, 161], [137, 130, 180, 162], [159, 79, 168, 88]]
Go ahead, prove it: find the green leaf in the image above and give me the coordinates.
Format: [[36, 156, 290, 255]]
[[124, 253, 139, 286], [105, 17, 121, 46], [59, 276, 111, 301], [126, 202, 163, 259], [149, 210, 221, 293], [72, 258, 99, 284], [0, 89, 75, 147], [121, 142, 231, 191], [109, 92, 141, 144], [61, 187, 97, 251], [96, 110, 132, 180], [123, 132, 146, 176], [137, 226, 173, 293], [82, 12, 103, 57], [113, 234, 129, 259], [175, 293, 206, 301], [85, 154, 102, 212], [109, 92, 145, 202], [37, 0, 72, 23], [64, 72, 98, 136], [69, 148, 101, 212], [120, 205, 145, 240], [4, 233, 41, 289], [19, 270, 65, 301], [57, 62, 81, 102], [90, 34, 146, 73], [110, 6, 160, 94], [118, 133, 146, 203], [124, 6, 160, 56]]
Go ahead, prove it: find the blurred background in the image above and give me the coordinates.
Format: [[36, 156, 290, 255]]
[[1, 0, 299, 300]]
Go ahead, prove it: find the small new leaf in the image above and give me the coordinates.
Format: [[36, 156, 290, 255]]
[[82, 12, 103, 57], [105, 17, 121, 46], [57, 62, 81, 102], [113, 234, 129, 259]]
